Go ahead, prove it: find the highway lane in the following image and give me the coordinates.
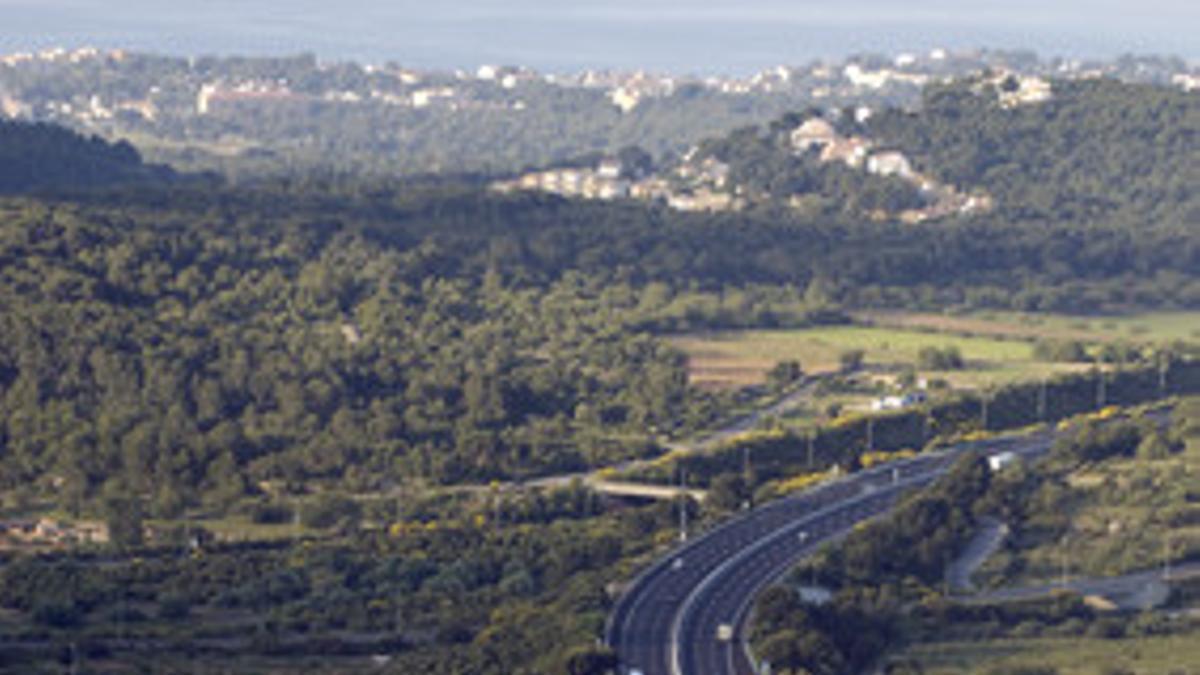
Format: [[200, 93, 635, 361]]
[[607, 427, 1060, 675], [680, 472, 946, 675]]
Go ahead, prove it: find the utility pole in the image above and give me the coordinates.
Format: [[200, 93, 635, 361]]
[[942, 549, 950, 596], [806, 429, 815, 469], [1159, 356, 1170, 397], [742, 446, 751, 478], [678, 470, 688, 543], [866, 417, 874, 453], [1164, 534, 1173, 581], [1037, 377, 1048, 422]]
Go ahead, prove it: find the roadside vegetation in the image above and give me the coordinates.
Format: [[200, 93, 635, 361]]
[[750, 401, 1200, 675], [974, 398, 1200, 586]]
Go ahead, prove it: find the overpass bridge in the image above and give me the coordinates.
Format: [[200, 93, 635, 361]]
[[587, 479, 707, 503]]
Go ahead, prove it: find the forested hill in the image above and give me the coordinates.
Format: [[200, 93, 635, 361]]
[[0, 77, 1198, 516], [512, 77, 1197, 227], [0, 120, 179, 194], [1, 178, 1198, 517], [864, 78, 1200, 227]]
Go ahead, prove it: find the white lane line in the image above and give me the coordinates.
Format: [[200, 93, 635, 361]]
[[670, 474, 935, 675]]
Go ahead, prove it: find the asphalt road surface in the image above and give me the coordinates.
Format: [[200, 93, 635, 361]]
[[606, 426, 1064, 675], [963, 561, 1200, 610]]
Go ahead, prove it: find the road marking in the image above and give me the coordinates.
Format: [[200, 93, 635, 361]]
[[670, 474, 933, 675]]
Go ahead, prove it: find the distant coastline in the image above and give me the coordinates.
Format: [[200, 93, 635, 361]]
[[0, 1, 1196, 74]]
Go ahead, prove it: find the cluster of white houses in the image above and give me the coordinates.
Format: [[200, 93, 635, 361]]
[[789, 116, 994, 223], [496, 107, 999, 221], [492, 152, 746, 213], [0, 518, 108, 549]]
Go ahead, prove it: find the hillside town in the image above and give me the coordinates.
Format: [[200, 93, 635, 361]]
[[1, 45, 1195, 179], [2, 45, 1196, 126], [490, 74, 1045, 221]]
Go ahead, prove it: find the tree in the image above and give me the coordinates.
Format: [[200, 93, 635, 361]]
[[767, 360, 804, 391], [916, 346, 964, 371], [102, 483, 144, 551], [839, 349, 866, 372], [564, 645, 618, 675], [758, 628, 806, 671], [1033, 339, 1089, 363], [804, 277, 836, 308], [300, 493, 362, 530], [708, 473, 751, 512], [1136, 429, 1178, 461]]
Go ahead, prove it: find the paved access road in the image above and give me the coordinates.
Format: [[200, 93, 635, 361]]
[[963, 561, 1200, 610], [606, 427, 1062, 675]]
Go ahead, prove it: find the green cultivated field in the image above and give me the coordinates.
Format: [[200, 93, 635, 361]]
[[900, 630, 1200, 674], [674, 311, 1200, 391], [859, 310, 1200, 345], [672, 326, 1070, 390]]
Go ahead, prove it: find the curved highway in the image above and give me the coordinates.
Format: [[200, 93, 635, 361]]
[[606, 427, 1063, 675]]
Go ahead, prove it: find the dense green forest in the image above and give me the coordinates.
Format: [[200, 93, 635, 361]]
[[864, 78, 1200, 227], [666, 76, 1199, 226], [0, 121, 178, 193], [0, 86, 1197, 516]]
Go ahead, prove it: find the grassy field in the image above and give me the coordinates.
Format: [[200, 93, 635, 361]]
[[859, 310, 1200, 346], [898, 629, 1200, 674], [671, 325, 1073, 391]]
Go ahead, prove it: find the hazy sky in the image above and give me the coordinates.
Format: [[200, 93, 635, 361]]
[[1, 0, 1196, 72]]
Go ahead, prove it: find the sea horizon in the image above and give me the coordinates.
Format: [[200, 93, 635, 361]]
[[0, 1, 1196, 75]]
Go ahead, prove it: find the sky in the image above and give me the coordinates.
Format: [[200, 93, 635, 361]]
[[0, 0, 1196, 73]]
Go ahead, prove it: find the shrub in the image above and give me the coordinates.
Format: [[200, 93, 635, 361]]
[[1010, 619, 1045, 638], [250, 501, 295, 525], [917, 346, 965, 370], [767, 360, 804, 390], [986, 666, 1059, 675], [300, 493, 362, 530], [1033, 340, 1088, 363], [840, 349, 866, 372], [31, 598, 83, 628], [158, 593, 192, 620], [1085, 617, 1126, 639]]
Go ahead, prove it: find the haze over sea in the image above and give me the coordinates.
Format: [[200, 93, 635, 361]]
[[1, 0, 1196, 74]]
